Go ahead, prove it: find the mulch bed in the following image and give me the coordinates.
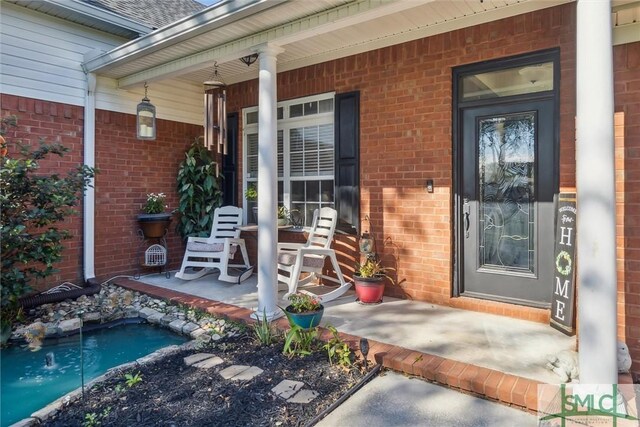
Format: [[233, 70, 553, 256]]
[[43, 332, 371, 427]]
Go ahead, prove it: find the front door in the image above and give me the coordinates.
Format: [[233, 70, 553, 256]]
[[460, 99, 556, 306]]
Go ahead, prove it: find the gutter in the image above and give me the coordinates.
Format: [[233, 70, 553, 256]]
[[83, 72, 97, 283]]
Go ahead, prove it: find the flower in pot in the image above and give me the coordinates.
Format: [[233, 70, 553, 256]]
[[353, 257, 394, 304], [137, 193, 172, 238], [282, 292, 324, 329]]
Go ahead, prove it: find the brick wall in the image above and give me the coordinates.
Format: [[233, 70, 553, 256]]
[[0, 94, 203, 290], [227, 4, 577, 323], [93, 110, 202, 280], [1, 94, 86, 292], [614, 42, 640, 370]]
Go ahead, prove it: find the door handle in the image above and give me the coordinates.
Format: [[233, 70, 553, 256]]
[[463, 198, 470, 239]]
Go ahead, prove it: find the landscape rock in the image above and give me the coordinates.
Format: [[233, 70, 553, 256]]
[[58, 318, 82, 333]]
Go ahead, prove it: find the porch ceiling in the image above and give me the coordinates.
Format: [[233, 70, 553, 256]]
[[85, 0, 639, 90]]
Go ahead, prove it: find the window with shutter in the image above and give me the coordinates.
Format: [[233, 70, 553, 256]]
[[242, 92, 336, 226]]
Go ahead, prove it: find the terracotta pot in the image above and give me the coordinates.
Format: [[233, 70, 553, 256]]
[[354, 276, 385, 304], [137, 213, 172, 238], [284, 305, 324, 329]]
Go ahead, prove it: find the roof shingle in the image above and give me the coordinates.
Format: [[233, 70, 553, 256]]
[[82, 0, 206, 29]]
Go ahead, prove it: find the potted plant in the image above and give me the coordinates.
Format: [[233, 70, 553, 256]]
[[278, 205, 289, 226], [176, 139, 222, 238], [137, 193, 172, 238], [353, 257, 394, 304], [281, 292, 324, 329], [245, 183, 258, 224]]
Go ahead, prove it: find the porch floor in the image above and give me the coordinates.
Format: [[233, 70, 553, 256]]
[[129, 270, 574, 387]]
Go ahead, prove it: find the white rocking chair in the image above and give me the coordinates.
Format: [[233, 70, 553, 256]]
[[277, 207, 350, 302], [175, 206, 253, 283]]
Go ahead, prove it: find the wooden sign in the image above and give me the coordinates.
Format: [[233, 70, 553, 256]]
[[550, 192, 577, 336]]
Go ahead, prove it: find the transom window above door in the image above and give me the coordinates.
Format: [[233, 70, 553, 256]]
[[243, 92, 336, 226]]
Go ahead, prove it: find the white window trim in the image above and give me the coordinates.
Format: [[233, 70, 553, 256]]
[[242, 92, 336, 224]]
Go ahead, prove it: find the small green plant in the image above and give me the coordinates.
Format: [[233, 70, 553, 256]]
[[83, 412, 99, 427], [114, 384, 125, 394], [286, 292, 322, 313], [83, 407, 111, 427], [323, 325, 353, 367], [281, 309, 318, 357], [124, 371, 143, 388], [283, 324, 317, 357], [253, 310, 277, 346], [142, 192, 167, 214], [244, 182, 258, 201]]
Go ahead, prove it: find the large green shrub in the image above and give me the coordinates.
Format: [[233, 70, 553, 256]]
[[176, 138, 222, 238], [0, 116, 96, 329]]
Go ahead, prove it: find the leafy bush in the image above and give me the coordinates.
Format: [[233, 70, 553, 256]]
[[176, 139, 222, 238], [0, 116, 95, 329]]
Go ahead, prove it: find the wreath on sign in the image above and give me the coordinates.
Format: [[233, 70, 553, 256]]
[[556, 251, 572, 276]]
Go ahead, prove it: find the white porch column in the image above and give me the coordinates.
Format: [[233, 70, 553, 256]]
[[576, 0, 617, 384], [254, 44, 284, 320]]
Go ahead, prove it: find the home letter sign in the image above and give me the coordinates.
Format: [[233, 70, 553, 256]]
[[550, 193, 577, 336]]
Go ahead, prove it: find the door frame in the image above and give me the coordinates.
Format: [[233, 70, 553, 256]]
[[451, 48, 561, 305]]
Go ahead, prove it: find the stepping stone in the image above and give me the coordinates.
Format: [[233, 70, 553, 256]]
[[272, 380, 305, 399], [287, 389, 318, 404], [184, 353, 215, 366], [219, 365, 263, 381], [193, 356, 224, 369]]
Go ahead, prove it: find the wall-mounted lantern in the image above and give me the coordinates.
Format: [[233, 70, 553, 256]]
[[136, 82, 156, 140], [359, 231, 374, 256]]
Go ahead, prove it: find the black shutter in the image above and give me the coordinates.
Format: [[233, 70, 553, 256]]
[[334, 91, 360, 234], [222, 112, 238, 206]]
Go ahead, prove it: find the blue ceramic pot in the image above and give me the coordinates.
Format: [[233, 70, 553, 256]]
[[285, 305, 324, 329]]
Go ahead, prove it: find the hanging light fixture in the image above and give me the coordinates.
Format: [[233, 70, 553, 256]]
[[239, 53, 259, 67], [203, 62, 227, 162], [136, 82, 156, 140]]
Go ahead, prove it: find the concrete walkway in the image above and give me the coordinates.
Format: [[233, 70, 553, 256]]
[[317, 371, 537, 427]]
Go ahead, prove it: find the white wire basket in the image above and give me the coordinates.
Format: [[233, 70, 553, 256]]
[[144, 244, 167, 266]]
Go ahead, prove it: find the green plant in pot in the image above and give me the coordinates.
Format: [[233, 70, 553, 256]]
[[137, 193, 172, 238], [277, 205, 289, 226], [176, 139, 222, 238], [245, 183, 258, 224], [354, 257, 394, 304], [281, 292, 324, 329]]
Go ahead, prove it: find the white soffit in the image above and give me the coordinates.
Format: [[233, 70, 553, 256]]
[[612, 1, 640, 45], [90, 0, 575, 89]]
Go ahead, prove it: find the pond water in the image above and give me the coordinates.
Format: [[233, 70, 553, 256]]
[[1, 322, 188, 426]]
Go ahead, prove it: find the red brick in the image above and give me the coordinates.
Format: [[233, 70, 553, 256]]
[[483, 371, 503, 400], [496, 374, 518, 403], [434, 359, 456, 385]]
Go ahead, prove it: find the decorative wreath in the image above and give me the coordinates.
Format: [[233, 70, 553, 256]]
[[556, 250, 572, 276]]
